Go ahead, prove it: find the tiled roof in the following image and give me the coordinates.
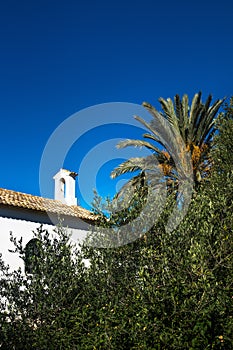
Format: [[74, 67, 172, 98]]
[[0, 188, 97, 222]]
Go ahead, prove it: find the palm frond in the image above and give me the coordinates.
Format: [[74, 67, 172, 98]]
[[188, 92, 203, 144], [193, 94, 213, 143], [142, 133, 164, 149], [110, 92, 224, 192], [142, 103, 181, 155], [158, 97, 179, 130], [111, 158, 142, 179], [135, 114, 174, 151], [116, 139, 161, 154], [143, 101, 178, 138], [111, 155, 158, 179], [174, 95, 184, 135], [198, 98, 224, 146], [181, 94, 189, 133], [134, 114, 160, 138]]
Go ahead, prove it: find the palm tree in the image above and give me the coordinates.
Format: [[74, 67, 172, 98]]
[[111, 92, 224, 193]]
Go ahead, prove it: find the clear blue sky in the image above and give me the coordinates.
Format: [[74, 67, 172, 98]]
[[0, 0, 232, 209]]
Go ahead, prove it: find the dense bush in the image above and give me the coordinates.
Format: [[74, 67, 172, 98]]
[[0, 100, 232, 349]]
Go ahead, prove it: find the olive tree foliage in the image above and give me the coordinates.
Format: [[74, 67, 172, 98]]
[[82, 98, 233, 349], [0, 225, 88, 349], [0, 99, 232, 349]]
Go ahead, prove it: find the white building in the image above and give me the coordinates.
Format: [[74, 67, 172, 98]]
[[0, 169, 96, 271]]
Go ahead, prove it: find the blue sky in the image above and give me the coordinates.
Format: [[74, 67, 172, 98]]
[[0, 0, 232, 209]]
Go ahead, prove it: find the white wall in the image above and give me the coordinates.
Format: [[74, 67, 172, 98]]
[[0, 213, 90, 272]]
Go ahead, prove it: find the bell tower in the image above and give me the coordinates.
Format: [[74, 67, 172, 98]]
[[53, 169, 78, 206]]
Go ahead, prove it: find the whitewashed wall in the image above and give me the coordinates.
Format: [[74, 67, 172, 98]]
[[0, 208, 90, 272]]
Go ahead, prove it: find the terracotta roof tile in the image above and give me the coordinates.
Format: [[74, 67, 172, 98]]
[[0, 188, 97, 222]]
